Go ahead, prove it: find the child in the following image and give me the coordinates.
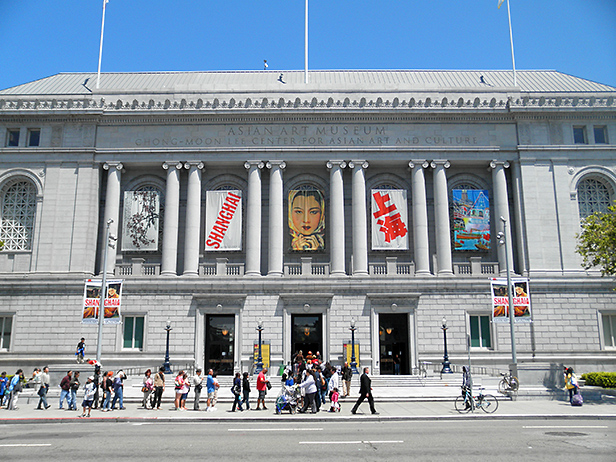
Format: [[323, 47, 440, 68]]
[[0, 371, 7, 407], [81, 376, 96, 417], [76, 338, 86, 363], [329, 387, 340, 412]]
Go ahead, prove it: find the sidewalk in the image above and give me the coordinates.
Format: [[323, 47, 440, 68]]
[[2, 392, 616, 424]]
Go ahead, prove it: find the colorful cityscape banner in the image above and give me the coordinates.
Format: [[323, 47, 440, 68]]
[[204, 190, 242, 251], [82, 279, 123, 325], [452, 189, 490, 251], [491, 277, 532, 323], [121, 190, 160, 251], [371, 189, 409, 250]]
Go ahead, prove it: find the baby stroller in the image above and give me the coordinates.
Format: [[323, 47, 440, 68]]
[[275, 385, 301, 414]]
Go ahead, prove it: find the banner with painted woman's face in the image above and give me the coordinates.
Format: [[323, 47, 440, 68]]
[[82, 279, 122, 325], [491, 277, 532, 323], [371, 189, 409, 250], [288, 189, 325, 251], [204, 190, 242, 251], [452, 189, 490, 251]]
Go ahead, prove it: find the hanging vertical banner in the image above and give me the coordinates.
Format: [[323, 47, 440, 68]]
[[82, 279, 123, 325], [371, 189, 409, 250], [253, 342, 271, 371], [121, 190, 160, 251], [491, 277, 532, 323], [288, 189, 325, 251], [452, 189, 490, 251], [204, 190, 242, 251]]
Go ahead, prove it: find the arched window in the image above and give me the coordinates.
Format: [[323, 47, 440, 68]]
[[578, 177, 613, 220], [0, 178, 37, 251]]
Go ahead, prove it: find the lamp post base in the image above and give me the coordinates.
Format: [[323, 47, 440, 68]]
[[441, 360, 453, 374]]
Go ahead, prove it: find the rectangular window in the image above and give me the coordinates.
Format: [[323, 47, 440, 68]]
[[573, 126, 587, 144], [27, 129, 40, 147], [469, 315, 492, 348], [0, 316, 13, 350], [123, 316, 144, 350], [594, 126, 608, 144], [602, 314, 616, 348], [6, 129, 20, 147]]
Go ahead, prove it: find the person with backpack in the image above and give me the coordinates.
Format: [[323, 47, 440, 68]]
[[6, 369, 24, 410], [564, 367, 580, 404], [111, 370, 126, 410], [68, 371, 81, 410]]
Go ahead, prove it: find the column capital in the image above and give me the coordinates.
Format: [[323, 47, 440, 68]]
[[244, 160, 265, 170], [184, 161, 204, 170], [430, 160, 450, 169], [162, 161, 184, 170], [409, 160, 430, 169], [348, 160, 369, 169], [326, 160, 347, 169], [103, 162, 123, 171], [489, 160, 511, 169], [266, 160, 286, 169]]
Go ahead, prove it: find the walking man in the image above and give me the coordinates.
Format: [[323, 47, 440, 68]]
[[341, 362, 352, 397], [59, 370, 72, 409], [351, 367, 378, 415], [36, 366, 51, 410], [255, 367, 268, 410], [205, 369, 216, 411], [192, 369, 204, 411]]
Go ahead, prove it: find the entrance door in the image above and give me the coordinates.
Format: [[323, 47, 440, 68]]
[[291, 314, 322, 359], [205, 315, 234, 375], [379, 313, 409, 375]]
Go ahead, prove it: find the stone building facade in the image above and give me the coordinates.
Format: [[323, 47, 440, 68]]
[[0, 70, 615, 376]]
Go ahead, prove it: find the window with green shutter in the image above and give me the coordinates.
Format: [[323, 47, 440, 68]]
[[469, 315, 491, 349], [123, 316, 144, 350]]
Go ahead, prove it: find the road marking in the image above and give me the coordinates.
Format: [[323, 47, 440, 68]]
[[0, 444, 52, 447], [299, 440, 403, 445], [229, 428, 323, 432], [523, 426, 608, 429]]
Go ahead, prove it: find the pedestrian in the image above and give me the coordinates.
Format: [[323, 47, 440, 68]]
[[192, 369, 204, 411], [341, 362, 352, 398], [564, 367, 579, 404], [205, 369, 216, 412], [298, 368, 317, 414], [394, 354, 401, 375], [328, 366, 340, 401], [152, 367, 165, 410], [142, 369, 153, 409], [69, 371, 81, 410], [174, 370, 186, 411], [231, 372, 243, 412], [180, 371, 190, 410], [59, 370, 72, 409], [111, 370, 126, 410], [312, 367, 323, 411], [242, 371, 251, 410], [76, 337, 86, 363], [6, 369, 24, 410], [92, 364, 101, 409], [351, 367, 378, 415], [212, 372, 220, 408], [462, 366, 472, 409], [329, 388, 340, 412], [80, 376, 96, 417], [36, 366, 51, 410], [102, 371, 113, 411], [255, 367, 269, 410], [0, 371, 8, 407]]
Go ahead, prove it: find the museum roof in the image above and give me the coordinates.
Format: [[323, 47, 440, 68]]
[[1, 70, 615, 96]]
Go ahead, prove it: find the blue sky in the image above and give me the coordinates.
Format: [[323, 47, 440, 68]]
[[1, 0, 615, 90]]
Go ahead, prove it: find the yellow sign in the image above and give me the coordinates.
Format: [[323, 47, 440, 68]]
[[253, 343, 270, 370], [343, 343, 360, 367]]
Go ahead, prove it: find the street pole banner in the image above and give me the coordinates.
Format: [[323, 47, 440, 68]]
[[343, 342, 360, 366], [371, 189, 409, 250], [452, 189, 490, 251], [82, 279, 123, 325], [491, 277, 532, 323], [253, 342, 270, 370], [121, 190, 160, 251], [204, 190, 242, 251]]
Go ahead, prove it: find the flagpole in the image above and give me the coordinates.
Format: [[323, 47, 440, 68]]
[[96, 0, 108, 90], [304, 0, 309, 84], [505, 0, 517, 86]]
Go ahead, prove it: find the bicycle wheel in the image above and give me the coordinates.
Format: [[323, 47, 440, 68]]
[[498, 379, 507, 394], [509, 377, 519, 392], [478, 394, 498, 413], [454, 396, 471, 413]]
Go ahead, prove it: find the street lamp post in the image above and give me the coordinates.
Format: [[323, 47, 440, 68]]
[[350, 318, 358, 374], [497, 216, 518, 376], [256, 320, 264, 374], [163, 318, 172, 374], [95, 218, 115, 363], [441, 317, 453, 374]]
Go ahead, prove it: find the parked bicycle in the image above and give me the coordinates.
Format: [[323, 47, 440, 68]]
[[413, 361, 431, 378], [498, 371, 519, 393], [455, 386, 498, 413]]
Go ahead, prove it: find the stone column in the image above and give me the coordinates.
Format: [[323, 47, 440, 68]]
[[350, 160, 369, 276], [182, 161, 204, 276], [267, 161, 286, 276], [244, 161, 264, 276], [511, 161, 528, 275], [102, 162, 122, 275], [491, 160, 514, 275], [409, 160, 431, 275], [431, 160, 453, 276], [161, 162, 182, 276], [327, 160, 347, 276]]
